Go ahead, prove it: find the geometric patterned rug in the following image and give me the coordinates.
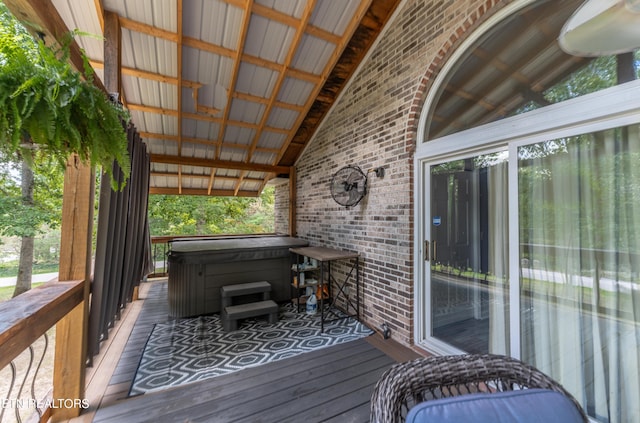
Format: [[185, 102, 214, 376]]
[[129, 304, 373, 396]]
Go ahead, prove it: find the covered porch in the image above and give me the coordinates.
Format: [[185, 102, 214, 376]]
[[1, 0, 639, 422], [68, 279, 420, 423]]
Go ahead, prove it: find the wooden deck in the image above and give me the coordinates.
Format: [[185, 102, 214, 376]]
[[68, 279, 422, 423]]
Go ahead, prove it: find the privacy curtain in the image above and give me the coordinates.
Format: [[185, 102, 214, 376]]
[[88, 123, 152, 360], [519, 124, 640, 423]]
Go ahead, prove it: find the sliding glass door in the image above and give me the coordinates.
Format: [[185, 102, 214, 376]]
[[425, 152, 509, 355], [419, 123, 640, 420]]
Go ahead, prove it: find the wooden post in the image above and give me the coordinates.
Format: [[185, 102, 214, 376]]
[[289, 166, 297, 237], [104, 11, 122, 96], [52, 155, 94, 420]]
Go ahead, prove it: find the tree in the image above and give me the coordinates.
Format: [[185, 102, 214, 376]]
[[148, 187, 276, 236], [0, 2, 130, 296]]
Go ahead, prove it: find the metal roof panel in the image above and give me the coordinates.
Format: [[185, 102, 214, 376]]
[[278, 77, 315, 106], [235, 62, 279, 98], [229, 99, 265, 125], [244, 14, 294, 64]]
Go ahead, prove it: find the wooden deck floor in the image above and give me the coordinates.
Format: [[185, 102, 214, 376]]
[[68, 279, 422, 423]]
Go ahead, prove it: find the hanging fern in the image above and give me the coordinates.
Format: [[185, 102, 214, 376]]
[[0, 8, 130, 190]]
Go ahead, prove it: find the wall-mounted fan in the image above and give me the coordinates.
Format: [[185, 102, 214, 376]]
[[330, 165, 368, 207]]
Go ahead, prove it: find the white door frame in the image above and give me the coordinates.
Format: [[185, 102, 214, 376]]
[[414, 79, 640, 354]]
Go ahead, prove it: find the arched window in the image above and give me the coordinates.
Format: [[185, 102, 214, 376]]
[[424, 0, 638, 141]]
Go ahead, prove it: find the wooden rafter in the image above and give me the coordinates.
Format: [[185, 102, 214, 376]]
[[278, 0, 402, 167], [274, 0, 373, 165], [149, 187, 260, 197], [151, 171, 264, 183], [26, 0, 402, 198], [215, 0, 254, 161], [234, 0, 317, 195], [177, 0, 183, 193], [150, 154, 288, 174]]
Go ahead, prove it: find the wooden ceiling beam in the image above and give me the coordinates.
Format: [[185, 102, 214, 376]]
[[275, 0, 372, 165], [151, 171, 264, 183], [118, 16, 178, 42], [177, 0, 184, 193], [150, 154, 289, 174], [149, 187, 259, 197], [140, 132, 280, 154], [280, 0, 403, 166], [252, 3, 341, 44], [130, 103, 295, 137], [91, 60, 304, 112], [215, 0, 254, 160], [236, 0, 317, 195]]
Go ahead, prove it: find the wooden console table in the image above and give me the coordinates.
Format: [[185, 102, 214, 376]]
[[289, 246, 360, 332]]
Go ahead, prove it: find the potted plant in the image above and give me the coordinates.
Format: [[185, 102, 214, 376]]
[[0, 5, 130, 296], [0, 16, 130, 188]]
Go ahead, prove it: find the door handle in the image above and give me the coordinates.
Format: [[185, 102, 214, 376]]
[[424, 240, 430, 262], [432, 240, 437, 262]]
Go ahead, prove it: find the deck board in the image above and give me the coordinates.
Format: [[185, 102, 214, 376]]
[[78, 280, 422, 423]]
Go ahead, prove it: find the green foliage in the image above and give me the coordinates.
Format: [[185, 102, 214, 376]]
[[0, 149, 64, 238], [544, 56, 618, 103], [0, 3, 130, 189], [148, 187, 276, 236]]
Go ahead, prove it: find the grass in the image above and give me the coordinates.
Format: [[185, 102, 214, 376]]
[[0, 262, 59, 277], [0, 282, 45, 302]]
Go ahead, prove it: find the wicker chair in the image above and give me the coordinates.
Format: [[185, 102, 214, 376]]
[[370, 354, 589, 423]]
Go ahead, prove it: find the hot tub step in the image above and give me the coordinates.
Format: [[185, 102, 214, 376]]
[[222, 300, 278, 332], [220, 281, 271, 307]]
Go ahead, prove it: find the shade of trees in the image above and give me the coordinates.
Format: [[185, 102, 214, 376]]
[[148, 187, 275, 236]]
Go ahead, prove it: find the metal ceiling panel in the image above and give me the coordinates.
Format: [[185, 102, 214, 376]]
[[182, 46, 233, 87], [143, 140, 167, 156], [257, 132, 287, 150], [229, 99, 265, 125], [121, 29, 177, 77], [33, 0, 402, 197], [184, 0, 243, 50], [215, 168, 241, 178], [267, 107, 299, 129], [105, 0, 176, 32], [223, 126, 256, 145], [181, 142, 216, 160], [240, 180, 262, 193], [194, 121, 220, 141], [251, 151, 277, 166], [219, 147, 248, 162], [255, 0, 307, 19], [244, 14, 294, 64], [235, 62, 279, 98], [277, 77, 315, 106], [53, 0, 103, 60], [215, 179, 236, 191], [291, 34, 333, 74], [311, 0, 360, 35]]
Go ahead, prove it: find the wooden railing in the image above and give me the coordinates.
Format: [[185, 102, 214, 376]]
[[0, 280, 84, 422]]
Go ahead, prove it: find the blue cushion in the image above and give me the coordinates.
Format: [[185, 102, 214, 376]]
[[405, 389, 584, 423]]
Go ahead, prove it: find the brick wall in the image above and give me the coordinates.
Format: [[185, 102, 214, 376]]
[[272, 180, 289, 235], [275, 0, 506, 347]]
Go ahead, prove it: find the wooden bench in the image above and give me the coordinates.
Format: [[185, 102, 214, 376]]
[[222, 300, 279, 332], [220, 281, 278, 331]]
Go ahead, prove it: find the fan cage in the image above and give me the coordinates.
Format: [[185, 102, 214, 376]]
[[330, 165, 368, 207]]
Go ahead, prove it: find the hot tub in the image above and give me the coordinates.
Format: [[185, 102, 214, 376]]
[[167, 235, 308, 317]]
